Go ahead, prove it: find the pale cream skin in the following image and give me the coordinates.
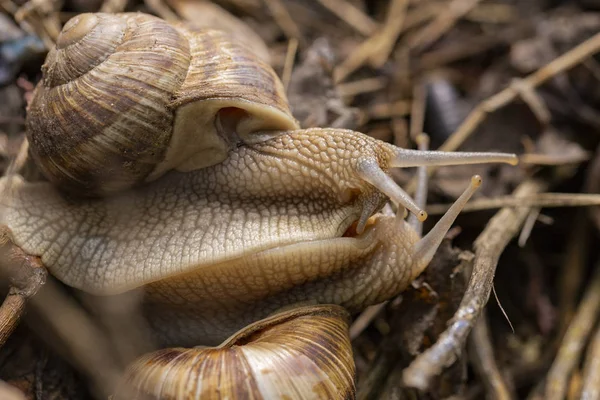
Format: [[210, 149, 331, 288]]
[[0, 129, 514, 345]]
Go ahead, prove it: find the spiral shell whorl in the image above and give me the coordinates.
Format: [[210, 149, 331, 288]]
[[27, 13, 191, 195], [117, 305, 356, 400], [43, 13, 127, 87], [26, 12, 299, 196]]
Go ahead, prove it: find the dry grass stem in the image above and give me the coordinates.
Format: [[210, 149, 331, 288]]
[[334, 39, 379, 82], [581, 323, 600, 400], [368, 100, 412, 120], [558, 212, 589, 335], [100, 0, 129, 13], [263, 0, 303, 43], [407, 0, 483, 50], [31, 281, 123, 399], [334, 0, 407, 81], [439, 31, 600, 154], [349, 302, 387, 340], [469, 310, 514, 400], [337, 77, 388, 98], [427, 193, 600, 215], [0, 237, 47, 348], [5, 138, 28, 177], [9, 0, 57, 48], [143, 0, 180, 22], [368, 0, 408, 68], [0, 289, 27, 347], [517, 208, 541, 248], [510, 79, 551, 125], [315, 0, 379, 36], [465, 3, 516, 24], [544, 265, 600, 400], [403, 179, 547, 390], [409, 82, 426, 141], [404, 30, 600, 194], [416, 23, 529, 70], [282, 38, 298, 93], [402, 1, 443, 32]]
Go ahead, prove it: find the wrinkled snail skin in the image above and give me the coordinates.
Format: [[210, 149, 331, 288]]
[[114, 305, 355, 400], [26, 12, 297, 196], [0, 129, 419, 345], [0, 124, 494, 347]]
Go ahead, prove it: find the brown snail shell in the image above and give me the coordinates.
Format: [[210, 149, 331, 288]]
[[115, 305, 355, 400], [167, 0, 272, 64], [26, 12, 298, 196]]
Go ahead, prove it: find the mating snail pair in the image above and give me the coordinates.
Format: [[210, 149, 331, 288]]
[[0, 11, 518, 399]]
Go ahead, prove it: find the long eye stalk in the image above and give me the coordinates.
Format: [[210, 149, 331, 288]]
[[413, 175, 482, 268], [356, 158, 428, 223], [407, 134, 430, 236], [356, 143, 517, 223], [390, 148, 518, 168]]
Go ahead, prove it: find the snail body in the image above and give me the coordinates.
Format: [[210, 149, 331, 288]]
[[4, 12, 518, 345], [2, 128, 492, 345], [0, 11, 519, 397]]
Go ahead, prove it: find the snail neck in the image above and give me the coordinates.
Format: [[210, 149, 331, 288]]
[[147, 100, 300, 181]]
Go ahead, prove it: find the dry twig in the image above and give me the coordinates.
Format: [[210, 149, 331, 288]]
[[558, 211, 589, 336], [334, 0, 407, 82], [426, 193, 600, 215], [409, 82, 426, 142], [440, 32, 600, 154], [581, 323, 600, 400], [544, 265, 600, 400], [282, 38, 298, 93], [469, 309, 514, 400], [403, 179, 547, 390], [407, 31, 600, 193], [263, 0, 304, 43], [0, 233, 46, 348], [407, 0, 483, 51], [315, 0, 378, 36]]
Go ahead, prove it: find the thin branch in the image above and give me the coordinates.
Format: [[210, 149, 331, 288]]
[[581, 322, 600, 400], [333, 0, 407, 81], [350, 302, 387, 340], [426, 193, 600, 215], [407, 0, 483, 51], [403, 179, 547, 390], [440, 31, 600, 153], [315, 0, 379, 37], [469, 309, 514, 400], [544, 265, 600, 400], [406, 31, 600, 193], [282, 38, 299, 93], [263, 0, 304, 43], [0, 233, 47, 348]]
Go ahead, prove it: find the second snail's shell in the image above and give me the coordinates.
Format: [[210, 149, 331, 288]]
[[26, 12, 299, 196], [115, 305, 356, 400]]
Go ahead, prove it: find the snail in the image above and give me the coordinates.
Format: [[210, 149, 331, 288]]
[[26, 12, 298, 196], [0, 11, 518, 398], [114, 304, 355, 399]]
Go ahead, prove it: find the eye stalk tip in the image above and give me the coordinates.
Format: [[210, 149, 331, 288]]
[[417, 210, 428, 222], [415, 133, 430, 146], [471, 175, 482, 187]]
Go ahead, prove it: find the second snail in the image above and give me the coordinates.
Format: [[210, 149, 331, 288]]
[[0, 11, 518, 400]]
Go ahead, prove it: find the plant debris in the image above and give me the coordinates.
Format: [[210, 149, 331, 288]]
[[2, 0, 600, 398]]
